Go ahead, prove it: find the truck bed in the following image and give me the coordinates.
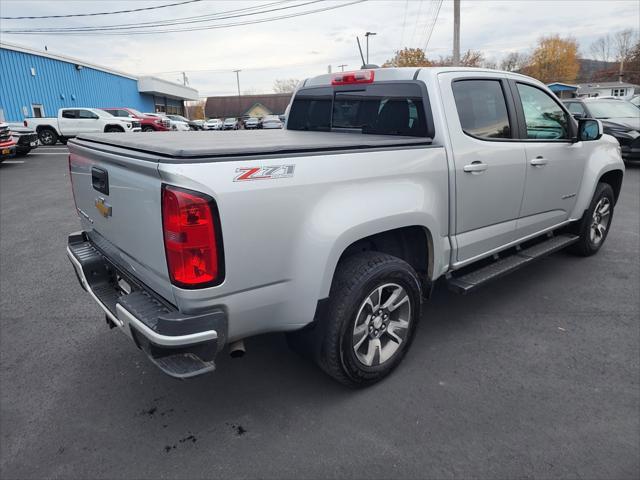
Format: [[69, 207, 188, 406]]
[[71, 130, 432, 162]]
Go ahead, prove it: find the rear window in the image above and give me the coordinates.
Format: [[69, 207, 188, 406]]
[[287, 83, 430, 137]]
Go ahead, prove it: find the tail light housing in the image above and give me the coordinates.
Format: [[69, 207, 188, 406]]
[[161, 185, 224, 288], [331, 70, 375, 85]]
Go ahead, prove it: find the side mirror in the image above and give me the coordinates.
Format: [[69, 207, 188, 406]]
[[577, 118, 603, 141]]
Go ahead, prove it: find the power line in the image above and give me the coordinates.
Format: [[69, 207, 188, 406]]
[[398, 0, 409, 50], [0, 0, 202, 20], [409, 0, 425, 47], [2, 1, 367, 36], [9, 0, 309, 33], [422, 0, 443, 53]]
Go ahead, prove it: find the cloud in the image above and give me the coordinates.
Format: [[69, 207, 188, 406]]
[[1, 0, 638, 96]]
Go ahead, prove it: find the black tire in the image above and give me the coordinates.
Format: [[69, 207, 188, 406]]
[[568, 182, 615, 257], [38, 128, 58, 146], [142, 126, 155, 133], [59, 137, 68, 145], [105, 127, 123, 133], [290, 251, 422, 388]]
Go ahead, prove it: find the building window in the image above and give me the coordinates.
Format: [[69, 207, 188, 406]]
[[32, 104, 45, 118], [612, 88, 626, 97]]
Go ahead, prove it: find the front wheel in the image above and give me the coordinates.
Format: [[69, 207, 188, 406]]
[[38, 128, 58, 145], [295, 251, 422, 387], [142, 126, 154, 133], [568, 182, 615, 256], [105, 127, 123, 133]]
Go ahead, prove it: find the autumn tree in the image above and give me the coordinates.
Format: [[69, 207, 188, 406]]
[[521, 35, 579, 83], [623, 38, 640, 84], [273, 78, 300, 93], [383, 48, 433, 67]]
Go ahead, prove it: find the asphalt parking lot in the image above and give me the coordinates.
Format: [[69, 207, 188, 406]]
[[1, 146, 638, 479]]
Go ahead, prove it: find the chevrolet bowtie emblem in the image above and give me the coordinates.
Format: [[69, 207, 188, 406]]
[[95, 197, 112, 218]]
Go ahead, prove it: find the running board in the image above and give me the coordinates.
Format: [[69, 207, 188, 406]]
[[447, 234, 579, 294]]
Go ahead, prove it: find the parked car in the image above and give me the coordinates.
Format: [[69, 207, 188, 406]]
[[25, 108, 141, 145], [258, 115, 283, 129], [192, 119, 205, 129], [564, 98, 640, 162], [166, 114, 203, 131], [101, 108, 171, 132], [145, 113, 190, 131], [203, 118, 223, 130], [223, 117, 239, 130], [9, 124, 39, 156], [66, 67, 624, 386], [0, 122, 16, 162], [243, 117, 259, 129], [630, 94, 640, 108]]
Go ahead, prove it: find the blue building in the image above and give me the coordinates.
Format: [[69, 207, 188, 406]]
[[0, 42, 198, 122]]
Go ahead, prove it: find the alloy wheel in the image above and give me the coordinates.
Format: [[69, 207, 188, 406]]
[[351, 283, 412, 367]]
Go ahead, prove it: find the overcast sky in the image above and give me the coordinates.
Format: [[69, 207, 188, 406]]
[[1, 0, 638, 97]]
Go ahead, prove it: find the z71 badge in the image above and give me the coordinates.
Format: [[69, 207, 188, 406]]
[[234, 165, 295, 182]]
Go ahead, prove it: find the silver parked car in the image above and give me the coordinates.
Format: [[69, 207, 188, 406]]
[[259, 115, 283, 129]]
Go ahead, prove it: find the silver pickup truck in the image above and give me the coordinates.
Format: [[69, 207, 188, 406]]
[[67, 67, 624, 387]]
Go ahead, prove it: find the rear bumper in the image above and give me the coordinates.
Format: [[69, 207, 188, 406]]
[[67, 231, 227, 378], [1, 142, 16, 160]]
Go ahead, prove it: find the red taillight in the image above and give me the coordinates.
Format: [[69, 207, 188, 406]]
[[161, 185, 222, 288], [331, 70, 375, 85]]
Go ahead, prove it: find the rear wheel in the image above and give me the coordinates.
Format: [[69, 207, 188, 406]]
[[105, 126, 123, 133], [290, 251, 421, 387], [38, 128, 58, 145], [569, 182, 615, 256], [142, 126, 154, 132]]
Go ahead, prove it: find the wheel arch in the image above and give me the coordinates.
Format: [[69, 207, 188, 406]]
[[104, 124, 124, 132], [599, 169, 623, 204]]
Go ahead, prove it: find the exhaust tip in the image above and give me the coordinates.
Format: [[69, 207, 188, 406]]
[[229, 340, 246, 358]]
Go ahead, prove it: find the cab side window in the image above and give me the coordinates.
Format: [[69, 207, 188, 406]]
[[516, 83, 570, 140], [452, 80, 512, 139], [61, 110, 77, 119], [567, 102, 586, 117], [78, 110, 99, 120]]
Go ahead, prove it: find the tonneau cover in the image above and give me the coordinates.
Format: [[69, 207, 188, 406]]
[[72, 129, 431, 160]]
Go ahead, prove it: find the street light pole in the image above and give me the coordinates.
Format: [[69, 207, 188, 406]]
[[364, 31, 376, 64], [233, 69, 242, 117], [452, 0, 460, 66], [338, 64, 348, 72]]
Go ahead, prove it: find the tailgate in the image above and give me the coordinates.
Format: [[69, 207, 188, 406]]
[[68, 140, 175, 304]]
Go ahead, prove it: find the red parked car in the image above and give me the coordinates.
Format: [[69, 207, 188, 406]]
[[0, 123, 17, 163], [100, 108, 171, 132]]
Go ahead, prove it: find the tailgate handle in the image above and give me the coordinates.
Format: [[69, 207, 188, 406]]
[[91, 167, 109, 195]]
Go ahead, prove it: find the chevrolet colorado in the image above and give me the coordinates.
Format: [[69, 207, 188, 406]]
[[67, 67, 624, 386]]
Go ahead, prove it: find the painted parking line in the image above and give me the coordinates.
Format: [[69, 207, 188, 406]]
[[30, 152, 68, 155], [2, 160, 25, 164]]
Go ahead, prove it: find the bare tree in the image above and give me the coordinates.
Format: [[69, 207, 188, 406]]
[[590, 35, 612, 63], [273, 78, 300, 93], [500, 52, 528, 72]]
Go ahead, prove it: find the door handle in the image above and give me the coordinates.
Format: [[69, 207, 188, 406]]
[[463, 161, 488, 173], [530, 156, 548, 167]]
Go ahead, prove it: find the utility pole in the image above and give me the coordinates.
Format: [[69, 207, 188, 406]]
[[365, 31, 377, 64], [338, 64, 348, 72], [181, 71, 188, 86], [233, 69, 241, 117], [452, 0, 460, 66]]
